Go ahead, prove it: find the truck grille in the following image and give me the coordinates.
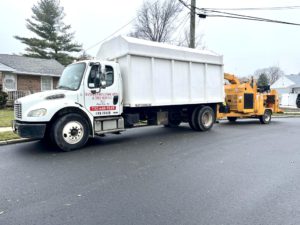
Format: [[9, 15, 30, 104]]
[[14, 103, 22, 119]]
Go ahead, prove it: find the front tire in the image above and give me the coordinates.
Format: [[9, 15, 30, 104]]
[[52, 113, 90, 151], [259, 110, 272, 124]]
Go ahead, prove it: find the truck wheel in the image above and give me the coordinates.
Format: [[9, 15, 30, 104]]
[[189, 106, 202, 130], [296, 95, 300, 108], [195, 106, 215, 131], [227, 117, 237, 122], [259, 110, 272, 124], [52, 113, 90, 151]]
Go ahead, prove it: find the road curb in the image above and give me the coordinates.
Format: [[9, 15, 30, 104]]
[[0, 138, 34, 146], [273, 115, 300, 118]]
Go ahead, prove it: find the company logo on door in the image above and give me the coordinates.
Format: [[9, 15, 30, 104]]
[[90, 106, 116, 111]]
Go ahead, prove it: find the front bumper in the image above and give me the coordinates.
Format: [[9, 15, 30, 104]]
[[12, 121, 46, 139]]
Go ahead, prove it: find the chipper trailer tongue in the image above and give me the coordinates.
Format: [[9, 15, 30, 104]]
[[217, 73, 282, 124], [12, 36, 225, 151]]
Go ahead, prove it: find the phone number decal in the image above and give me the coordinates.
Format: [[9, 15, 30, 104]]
[[90, 106, 116, 111]]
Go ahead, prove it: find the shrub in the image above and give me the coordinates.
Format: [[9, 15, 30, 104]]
[[0, 91, 8, 108]]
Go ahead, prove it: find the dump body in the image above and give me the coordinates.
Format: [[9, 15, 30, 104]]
[[97, 36, 224, 108]]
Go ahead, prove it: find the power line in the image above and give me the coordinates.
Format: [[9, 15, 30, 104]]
[[170, 12, 190, 45], [178, 0, 300, 26], [174, 12, 190, 32], [197, 8, 300, 26], [204, 6, 300, 11], [206, 14, 300, 26], [178, 0, 192, 11], [84, 0, 161, 53], [84, 18, 136, 52]]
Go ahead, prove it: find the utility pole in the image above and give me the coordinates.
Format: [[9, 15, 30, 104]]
[[189, 0, 196, 48]]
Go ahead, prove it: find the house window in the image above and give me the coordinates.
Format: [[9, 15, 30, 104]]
[[3, 74, 16, 91], [41, 76, 53, 91]]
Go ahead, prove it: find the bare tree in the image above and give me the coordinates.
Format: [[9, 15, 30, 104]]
[[130, 0, 182, 42], [176, 27, 204, 48], [254, 66, 284, 85], [76, 51, 93, 61]]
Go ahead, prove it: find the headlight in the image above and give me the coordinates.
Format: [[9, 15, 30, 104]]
[[27, 108, 47, 117]]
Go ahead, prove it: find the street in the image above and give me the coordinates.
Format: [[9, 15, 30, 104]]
[[0, 117, 300, 225]]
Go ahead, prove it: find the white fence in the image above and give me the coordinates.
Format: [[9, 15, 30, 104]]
[[6, 91, 33, 106]]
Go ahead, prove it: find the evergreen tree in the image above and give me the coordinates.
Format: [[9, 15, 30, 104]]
[[257, 73, 270, 86], [15, 0, 82, 65]]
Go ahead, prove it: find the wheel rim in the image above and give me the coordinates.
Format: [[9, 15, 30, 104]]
[[264, 111, 271, 122], [62, 121, 84, 144], [202, 110, 213, 128]]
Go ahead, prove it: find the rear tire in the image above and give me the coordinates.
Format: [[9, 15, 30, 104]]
[[196, 106, 215, 131], [52, 113, 90, 151], [259, 110, 272, 124], [189, 106, 202, 131]]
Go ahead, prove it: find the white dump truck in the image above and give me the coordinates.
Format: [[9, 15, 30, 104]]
[[13, 36, 224, 151]]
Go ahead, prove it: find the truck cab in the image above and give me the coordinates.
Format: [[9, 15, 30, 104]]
[[13, 60, 125, 151]]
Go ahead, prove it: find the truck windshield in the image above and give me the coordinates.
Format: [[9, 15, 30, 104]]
[[57, 63, 86, 90]]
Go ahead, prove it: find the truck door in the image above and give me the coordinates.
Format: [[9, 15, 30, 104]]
[[84, 63, 122, 117]]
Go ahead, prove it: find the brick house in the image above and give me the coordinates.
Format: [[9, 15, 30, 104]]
[[0, 54, 64, 102]]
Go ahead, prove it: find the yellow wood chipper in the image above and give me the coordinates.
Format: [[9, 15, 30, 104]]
[[217, 73, 282, 124]]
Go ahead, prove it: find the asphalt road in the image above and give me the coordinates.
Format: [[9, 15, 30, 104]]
[[0, 118, 300, 225]]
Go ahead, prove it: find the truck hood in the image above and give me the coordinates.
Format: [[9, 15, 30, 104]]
[[14, 89, 81, 122], [15, 89, 78, 105]]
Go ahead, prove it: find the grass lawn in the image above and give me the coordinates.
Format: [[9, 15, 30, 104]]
[[0, 131, 19, 141], [0, 108, 14, 127]]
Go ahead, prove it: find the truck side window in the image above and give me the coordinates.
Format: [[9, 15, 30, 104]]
[[88, 65, 99, 88], [105, 65, 114, 87]]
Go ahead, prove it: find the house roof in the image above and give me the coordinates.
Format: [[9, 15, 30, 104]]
[[271, 74, 300, 89], [0, 62, 15, 72], [287, 74, 300, 87], [0, 54, 64, 77]]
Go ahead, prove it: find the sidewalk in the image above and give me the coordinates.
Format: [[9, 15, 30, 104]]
[[0, 126, 31, 146], [0, 127, 12, 132]]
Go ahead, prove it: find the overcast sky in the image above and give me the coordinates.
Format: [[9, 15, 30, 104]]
[[0, 0, 300, 76]]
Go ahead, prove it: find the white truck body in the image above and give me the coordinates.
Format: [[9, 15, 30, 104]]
[[13, 36, 224, 151], [97, 36, 224, 107]]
